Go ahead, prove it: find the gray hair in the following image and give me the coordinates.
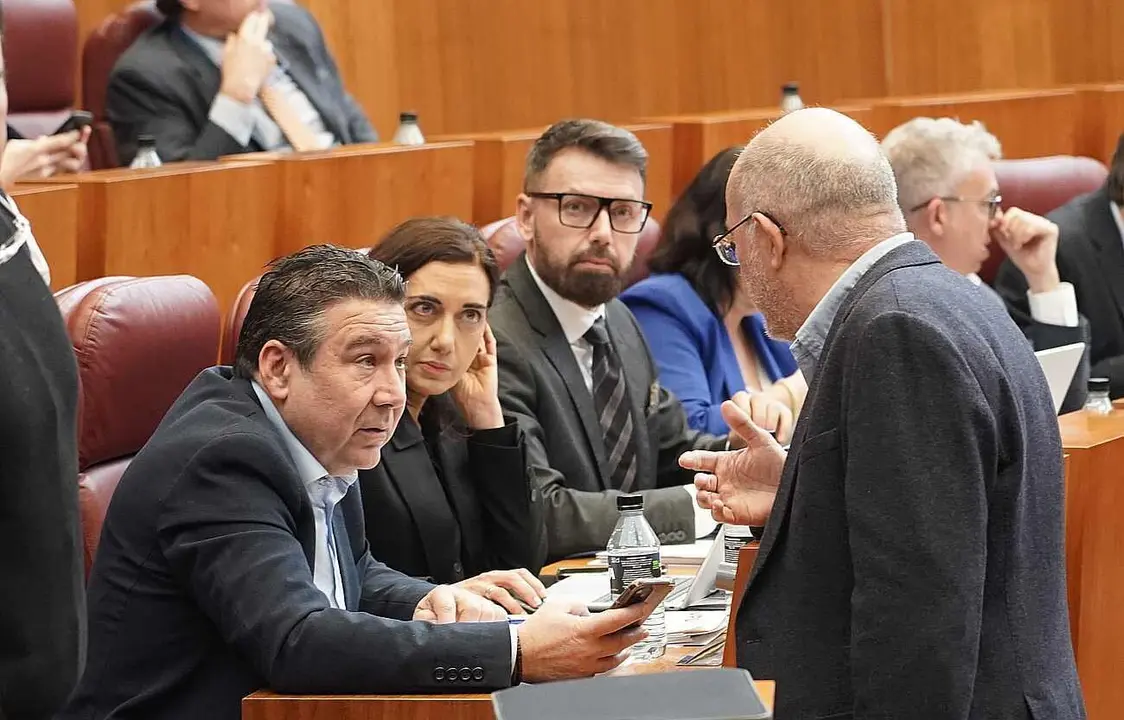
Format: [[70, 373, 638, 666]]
[[234, 245, 407, 379], [728, 112, 902, 253], [524, 119, 647, 191], [881, 117, 1002, 212]]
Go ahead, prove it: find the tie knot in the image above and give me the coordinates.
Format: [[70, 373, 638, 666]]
[[584, 317, 610, 346]]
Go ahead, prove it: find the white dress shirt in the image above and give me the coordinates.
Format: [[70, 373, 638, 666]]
[[967, 273, 1079, 328], [181, 26, 335, 153], [251, 381, 354, 609], [524, 257, 715, 538], [0, 193, 50, 284]]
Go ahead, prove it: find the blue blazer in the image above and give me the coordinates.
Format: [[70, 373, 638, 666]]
[[621, 273, 798, 434]]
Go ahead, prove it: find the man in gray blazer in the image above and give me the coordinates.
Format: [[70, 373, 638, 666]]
[[489, 120, 727, 562], [685, 109, 1084, 719], [108, 0, 377, 165]]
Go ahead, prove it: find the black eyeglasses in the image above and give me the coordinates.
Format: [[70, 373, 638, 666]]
[[527, 192, 653, 234], [909, 195, 1003, 219], [711, 211, 787, 267]]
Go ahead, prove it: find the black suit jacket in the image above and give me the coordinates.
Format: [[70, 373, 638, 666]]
[[488, 256, 725, 562], [736, 242, 1083, 719], [106, 2, 377, 165], [996, 185, 1124, 398], [60, 368, 512, 720], [359, 398, 546, 583]]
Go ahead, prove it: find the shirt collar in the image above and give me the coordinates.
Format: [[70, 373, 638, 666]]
[[250, 381, 358, 493], [966, 273, 983, 286], [790, 232, 915, 382], [524, 255, 606, 345], [179, 24, 225, 66]]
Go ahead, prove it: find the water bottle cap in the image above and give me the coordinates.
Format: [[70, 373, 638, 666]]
[[1088, 377, 1111, 393], [138, 134, 156, 146], [782, 82, 800, 94], [616, 494, 644, 511], [399, 111, 419, 123]]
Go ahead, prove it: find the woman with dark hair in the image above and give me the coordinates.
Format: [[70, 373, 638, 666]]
[[360, 217, 547, 613], [621, 147, 806, 439]]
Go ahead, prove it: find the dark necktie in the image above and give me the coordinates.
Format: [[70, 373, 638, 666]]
[[584, 318, 639, 492]]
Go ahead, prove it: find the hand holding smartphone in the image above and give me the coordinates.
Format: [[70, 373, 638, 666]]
[[54, 111, 94, 136]]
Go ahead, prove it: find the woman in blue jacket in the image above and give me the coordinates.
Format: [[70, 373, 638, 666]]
[[622, 147, 806, 439]]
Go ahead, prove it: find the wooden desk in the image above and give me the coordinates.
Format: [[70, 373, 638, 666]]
[[866, 89, 1081, 157], [225, 142, 475, 255], [430, 124, 673, 226], [38, 162, 280, 313], [242, 679, 774, 720], [1058, 406, 1124, 720], [10, 183, 79, 291], [1076, 84, 1124, 165]]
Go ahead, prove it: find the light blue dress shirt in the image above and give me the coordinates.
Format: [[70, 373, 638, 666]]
[[791, 233, 916, 383], [251, 381, 355, 609], [181, 26, 334, 152]]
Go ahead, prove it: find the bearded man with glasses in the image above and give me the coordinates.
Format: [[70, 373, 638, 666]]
[[488, 119, 731, 562]]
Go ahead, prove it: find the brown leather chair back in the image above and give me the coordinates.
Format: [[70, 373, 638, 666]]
[[981, 156, 1109, 285], [81, 1, 162, 169], [58, 276, 221, 577], [481, 216, 661, 289], [2, 0, 78, 140]]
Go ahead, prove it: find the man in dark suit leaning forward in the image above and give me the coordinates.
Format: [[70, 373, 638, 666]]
[[108, 0, 377, 165], [61, 246, 657, 720], [683, 109, 1084, 719], [488, 120, 729, 562]]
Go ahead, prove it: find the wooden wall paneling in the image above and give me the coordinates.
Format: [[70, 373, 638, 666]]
[[1075, 85, 1124, 165], [40, 161, 279, 313], [10, 183, 80, 291], [867, 89, 1080, 156], [1048, 0, 1124, 87], [231, 142, 475, 257]]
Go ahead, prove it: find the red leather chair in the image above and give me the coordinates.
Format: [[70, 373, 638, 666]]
[[56, 275, 221, 577], [980, 156, 1109, 285], [222, 275, 260, 366], [2, 0, 78, 139], [81, 1, 162, 169], [480, 216, 662, 288]]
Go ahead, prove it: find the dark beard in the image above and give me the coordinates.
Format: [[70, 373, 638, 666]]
[[531, 231, 630, 308]]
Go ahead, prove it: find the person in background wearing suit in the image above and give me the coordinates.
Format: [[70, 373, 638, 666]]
[[995, 134, 1124, 398], [489, 119, 728, 563], [361, 218, 547, 610], [61, 245, 660, 720], [682, 108, 1084, 719], [621, 146, 805, 439], [0, 11, 87, 718], [1, 123, 90, 189], [108, 0, 377, 165], [883, 117, 1090, 411]]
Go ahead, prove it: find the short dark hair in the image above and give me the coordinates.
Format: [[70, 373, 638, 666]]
[[367, 217, 500, 305], [524, 119, 647, 191], [1109, 133, 1124, 205], [234, 245, 407, 379], [155, 0, 183, 19], [647, 146, 743, 315]]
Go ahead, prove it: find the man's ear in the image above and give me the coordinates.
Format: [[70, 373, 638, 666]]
[[757, 213, 786, 271], [515, 193, 535, 244], [257, 340, 294, 402], [928, 198, 948, 239]]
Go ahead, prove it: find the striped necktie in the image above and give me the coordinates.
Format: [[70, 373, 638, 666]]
[[584, 318, 639, 492]]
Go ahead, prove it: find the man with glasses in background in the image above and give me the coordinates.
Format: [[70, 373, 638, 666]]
[[489, 119, 730, 562], [882, 117, 1089, 410]]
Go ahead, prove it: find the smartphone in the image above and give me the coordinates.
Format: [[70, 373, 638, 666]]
[[607, 576, 677, 610], [54, 111, 94, 136]]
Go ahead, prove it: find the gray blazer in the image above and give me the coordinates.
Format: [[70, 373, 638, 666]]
[[106, 2, 377, 165], [735, 242, 1084, 719], [488, 256, 725, 561]]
